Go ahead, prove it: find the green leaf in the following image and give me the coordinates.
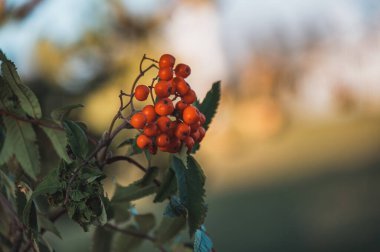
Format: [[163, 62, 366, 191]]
[[0, 76, 17, 111], [140, 166, 159, 186], [155, 216, 186, 244], [50, 104, 83, 123], [192, 81, 221, 153], [0, 116, 40, 179], [63, 120, 88, 159], [154, 168, 177, 203], [0, 51, 42, 118], [0, 122, 5, 154], [0, 168, 15, 199], [171, 155, 207, 237], [112, 180, 157, 203], [112, 225, 144, 252], [92, 227, 114, 252], [164, 196, 186, 217], [111, 201, 131, 224], [196, 81, 220, 131], [40, 125, 71, 163], [38, 214, 62, 239], [194, 226, 213, 252]]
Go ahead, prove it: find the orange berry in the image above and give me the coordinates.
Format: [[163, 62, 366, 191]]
[[163, 138, 181, 153], [168, 79, 176, 95], [182, 89, 197, 104], [142, 105, 156, 123], [134, 85, 150, 101], [156, 133, 170, 147], [175, 100, 188, 111], [159, 54, 175, 68], [182, 105, 200, 125], [136, 134, 152, 149], [158, 67, 173, 81], [175, 123, 190, 140], [155, 98, 174, 116], [143, 123, 158, 137], [174, 77, 189, 96], [184, 136, 195, 152], [130, 112, 147, 129], [175, 63, 191, 78], [154, 81, 171, 98], [156, 116, 172, 132]]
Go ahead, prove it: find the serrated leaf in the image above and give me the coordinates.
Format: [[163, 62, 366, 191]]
[[164, 196, 186, 217], [0, 76, 17, 111], [197, 81, 220, 131], [1, 116, 40, 179], [70, 190, 88, 201], [140, 166, 159, 186], [111, 201, 131, 224], [38, 214, 62, 239], [63, 120, 88, 159], [154, 168, 177, 203], [171, 156, 207, 237], [50, 104, 83, 123], [194, 226, 213, 252], [40, 125, 71, 163], [15, 189, 27, 220], [0, 168, 15, 199], [155, 216, 186, 244], [112, 180, 157, 203], [92, 227, 114, 252], [0, 51, 42, 118], [0, 122, 5, 153]]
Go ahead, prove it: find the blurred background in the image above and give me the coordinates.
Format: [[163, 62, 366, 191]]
[[1, 0, 380, 251]]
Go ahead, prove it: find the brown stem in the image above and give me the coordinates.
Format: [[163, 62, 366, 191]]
[[0, 109, 63, 130], [104, 223, 168, 252], [105, 156, 161, 187]]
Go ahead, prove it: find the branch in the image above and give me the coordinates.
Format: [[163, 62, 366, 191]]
[[0, 109, 63, 130], [105, 156, 161, 187], [104, 223, 168, 252]]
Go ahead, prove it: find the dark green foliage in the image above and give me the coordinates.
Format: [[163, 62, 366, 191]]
[[154, 168, 177, 203], [193, 81, 221, 153], [92, 226, 114, 252], [50, 104, 83, 123], [112, 180, 157, 203], [40, 125, 71, 163], [63, 120, 89, 159], [171, 155, 207, 237], [0, 50, 42, 118], [195, 81, 220, 131], [0, 116, 41, 179]]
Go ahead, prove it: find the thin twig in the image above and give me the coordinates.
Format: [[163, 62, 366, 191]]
[[105, 156, 161, 187], [0, 110, 63, 130]]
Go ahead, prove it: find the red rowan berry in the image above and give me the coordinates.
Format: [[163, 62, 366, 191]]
[[159, 54, 175, 68], [149, 144, 157, 155], [175, 100, 188, 111], [155, 98, 174, 116], [168, 79, 176, 95], [175, 63, 191, 78], [198, 127, 206, 141], [158, 67, 173, 81], [174, 77, 190, 96], [199, 112, 206, 125], [154, 81, 171, 98], [142, 105, 156, 123], [156, 116, 171, 132], [136, 134, 152, 149], [184, 136, 195, 152], [175, 123, 190, 140], [191, 129, 201, 142], [143, 123, 158, 137], [182, 89, 197, 104], [134, 85, 149, 101], [130, 112, 147, 129], [190, 120, 201, 132], [182, 105, 200, 125], [156, 133, 170, 147]]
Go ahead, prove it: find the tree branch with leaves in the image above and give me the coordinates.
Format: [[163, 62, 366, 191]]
[[0, 51, 219, 252]]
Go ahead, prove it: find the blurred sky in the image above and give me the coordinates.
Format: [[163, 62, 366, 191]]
[[2, 0, 380, 115]]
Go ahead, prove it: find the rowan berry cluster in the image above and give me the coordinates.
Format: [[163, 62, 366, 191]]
[[130, 54, 206, 154]]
